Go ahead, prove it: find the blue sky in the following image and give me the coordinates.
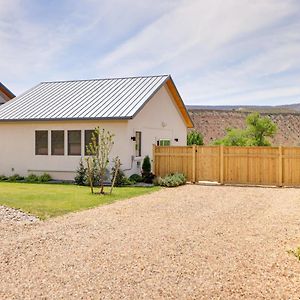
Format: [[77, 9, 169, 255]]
[[1, 0, 300, 105]]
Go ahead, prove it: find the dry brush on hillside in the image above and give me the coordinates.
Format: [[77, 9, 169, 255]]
[[189, 109, 300, 146]]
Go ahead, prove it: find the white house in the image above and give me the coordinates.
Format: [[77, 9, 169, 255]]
[[0, 75, 193, 180], [0, 82, 15, 104]]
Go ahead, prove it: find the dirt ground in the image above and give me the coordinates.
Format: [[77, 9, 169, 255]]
[[1, 185, 300, 299]]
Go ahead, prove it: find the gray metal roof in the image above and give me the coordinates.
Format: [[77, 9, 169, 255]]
[[0, 75, 170, 121]]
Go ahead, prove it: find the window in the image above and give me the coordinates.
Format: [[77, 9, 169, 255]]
[[158, 139, 171, 146], [135, 131, 141, 156], [84, 130, 94, 155], [35, 131, 48, 155], [68, 130, 81, 156], [51, 130, 64, 155]]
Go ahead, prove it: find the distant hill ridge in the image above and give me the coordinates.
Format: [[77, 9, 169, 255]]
[[188, 106, 300, 146], [187, 103, 300, 114]]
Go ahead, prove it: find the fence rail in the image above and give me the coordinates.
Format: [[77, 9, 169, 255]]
[[153, 145, 300, 187]]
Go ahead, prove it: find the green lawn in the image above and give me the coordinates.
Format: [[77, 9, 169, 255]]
[[0, 182, 159, 219]]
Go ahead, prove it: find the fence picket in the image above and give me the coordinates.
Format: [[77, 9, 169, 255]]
[[153, 145, 300, 187]]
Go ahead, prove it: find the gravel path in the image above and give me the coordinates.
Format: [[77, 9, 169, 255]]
[[1, 185, 300, 299]]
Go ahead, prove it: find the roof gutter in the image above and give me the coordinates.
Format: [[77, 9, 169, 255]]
[[0, 116, 132, 123]]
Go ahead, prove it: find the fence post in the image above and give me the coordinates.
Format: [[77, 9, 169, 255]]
[[220, 145, 224, 185], [278, 145, 283, 187], [192, 145, 196, 183]]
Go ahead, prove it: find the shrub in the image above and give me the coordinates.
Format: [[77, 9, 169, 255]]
[[143, 172, 155, 184], [152, 176, 161, 186], [122, 177, 134, 186], [158, 173, 186, 187], [187, 130, 204, 145], [39, 173, 52, 183], [111, 167, 134, 186], [142, 155, 151, 174], [111, 167, 125, 187], [0, 175, 8, 181], [74, 159, 87, 185], [8, 174, 24, 182], [129, 174, 143, 183], [26, 174, 39, 183], [142, 155, 154, 183]]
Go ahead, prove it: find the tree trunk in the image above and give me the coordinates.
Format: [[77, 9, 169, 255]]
[[99, 168, 105, 194], [110, 166, 119, 195]]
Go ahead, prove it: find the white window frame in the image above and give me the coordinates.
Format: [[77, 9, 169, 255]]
[[135, 131, 142, 157], [159, 139, 171, 146]]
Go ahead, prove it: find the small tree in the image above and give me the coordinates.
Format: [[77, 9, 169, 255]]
[[85, 156, 95, 194], [110, 156, 121, 194], [86, 127, 114, 194], [74, 158, 87, 186], [246, 112, 277, 146], [142, 155, 151, 174], [213, 128, 248, 146], [213, 113, 277, 146], [187, 130, 204, 145], [142, 155, 154, 183]]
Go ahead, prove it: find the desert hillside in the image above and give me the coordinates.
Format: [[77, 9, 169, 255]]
[[189, 109, 300, 146]]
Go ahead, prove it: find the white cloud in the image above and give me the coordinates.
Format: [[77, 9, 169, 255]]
[[95, 0, 300, 105], [1, 0, 300, 105], [96, 0, 293, 73], [0, 0, 175, 94]]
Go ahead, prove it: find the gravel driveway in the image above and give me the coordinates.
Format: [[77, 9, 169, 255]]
[[1, 185, 300, 299]]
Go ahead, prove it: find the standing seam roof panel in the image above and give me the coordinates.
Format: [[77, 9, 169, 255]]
[[92, 77, 148, 118], [45, 80, 101, 119], [124, 78, 168, 116], [9, 82, 73, 119], [107, 76, 160, 118], [80, 79, 129, 119], [24, 81, 80, 119], [71, 79, 118, 119], [98, 77, 146, 118], [86, 77, 143, 119], [116, 76, 165, 117], [0, 75, 170, 120], [0, 83, 48, 119], [84, 78, 136, 119], [64, 79, 111, 118]]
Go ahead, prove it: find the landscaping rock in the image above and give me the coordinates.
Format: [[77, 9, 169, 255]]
[[0, 205, 39, 223]]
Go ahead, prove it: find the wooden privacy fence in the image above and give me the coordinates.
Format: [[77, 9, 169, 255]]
[[153, 145, 300, 187]]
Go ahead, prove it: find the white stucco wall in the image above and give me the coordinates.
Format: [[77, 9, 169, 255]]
[[128, 85, 187, 174], [0, 120, 130, 180], [0, 84, 188, 180]]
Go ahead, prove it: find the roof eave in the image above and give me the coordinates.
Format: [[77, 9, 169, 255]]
[[0, 116, 132, 123], [0, 82, 15, 99], [131, 75, 193, 128], [165, 77, 194, 128]]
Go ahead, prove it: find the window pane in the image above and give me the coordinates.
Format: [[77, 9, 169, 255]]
[[85, 130, 94, 155], [68, 130, 81, 156], [35, 131, 48, 155], [51, 131, 64, 155], [159, 139, 171, 146], [135, 131, 141, 156]]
